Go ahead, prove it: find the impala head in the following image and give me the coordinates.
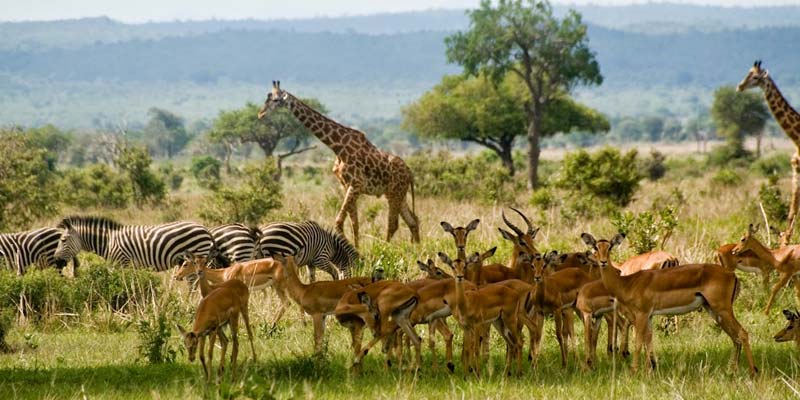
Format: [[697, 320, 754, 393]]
[[258, 80, 289, 119], [499, 208, 539, 261], [172, 251, 208, 281], [371, 267, 385, 282], [530, 252, 547, 283], [581, 232, 625, 268], [416, 259, 451, 280], [775, 310, 800, 343], [732, 223, 761, 256], [54, 220, 81, 261], [438, 252, 467, 281], [176, 324, 200, 362], [441, 219, 480, 255], [463, 247, 497, 283], [737, 60, 768, 92]]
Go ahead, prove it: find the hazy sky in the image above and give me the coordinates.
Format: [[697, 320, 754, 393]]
[[2, 0, 799, 22]]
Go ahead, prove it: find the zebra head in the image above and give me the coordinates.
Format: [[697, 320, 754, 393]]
[[54, 221, 81, 261]]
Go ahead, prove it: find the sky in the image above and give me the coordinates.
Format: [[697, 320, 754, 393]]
[[2, 0, 799, 22]]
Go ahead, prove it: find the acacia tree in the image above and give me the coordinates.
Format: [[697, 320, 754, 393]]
[[446, 0, 602, 188], [402, 72, 608, 175], [144, 108, 192, 159], [711, 85, 770, 158], [209, 101, 323, 177]]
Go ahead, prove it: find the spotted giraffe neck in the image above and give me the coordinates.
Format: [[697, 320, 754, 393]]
[[284, 93, 372, 157], [762, 76, 800, 146]]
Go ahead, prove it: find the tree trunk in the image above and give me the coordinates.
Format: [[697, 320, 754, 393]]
[[526, 111, 542, 189], [499, 145, 515, 176], [756, 130, 763, 158]]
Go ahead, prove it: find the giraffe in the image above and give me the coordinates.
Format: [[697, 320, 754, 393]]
[[738, 60, 800, 246], [257, 81, 420, 248]]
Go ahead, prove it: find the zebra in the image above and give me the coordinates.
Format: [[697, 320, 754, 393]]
[[0, 227, 78, 275], [258, 220, 359, 281], [54, 215, 214, 271], [209, 223, 262, 267]]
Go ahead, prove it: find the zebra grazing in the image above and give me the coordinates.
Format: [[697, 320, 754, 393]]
[[0, 227, 78, 275], [54, 216, 214, 271], [259, 220, 359, 281], [209, 223, 262, 267]]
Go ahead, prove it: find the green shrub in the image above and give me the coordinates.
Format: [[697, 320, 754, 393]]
[[751, 152, 791, 177], [641, 149, 667, 181], [530, 189, 555, 209], [115, 144, 166, 206], [136, 312, 177, 364], [190, 155, 222, 189], [711, 168, 742, 187], [407, 150, 520, 204], [0, 308, 13, 353], [706, 143, 751, 168], [556, 147, 642, 207], [199, 160, 282, 225], [60, 164, 132, 209], [611, 205, 679, 254], [158, 163, 184, 191], [759, 175, 789, 224]]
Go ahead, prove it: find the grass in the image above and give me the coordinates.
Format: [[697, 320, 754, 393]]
[[4, 148, 800, 399]]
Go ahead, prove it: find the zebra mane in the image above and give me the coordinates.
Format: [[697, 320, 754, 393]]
[[322, 224, 359, 268], [58, 215, 122, 230]]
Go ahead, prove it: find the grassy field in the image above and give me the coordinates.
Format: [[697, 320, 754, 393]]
[[3, 148, 800, 399]]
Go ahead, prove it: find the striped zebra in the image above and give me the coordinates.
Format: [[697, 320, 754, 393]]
[[54, 216, 214, 271], [209, 223, 262, 267], [0, 227, 78, 275], [258, 220, 359, 281]]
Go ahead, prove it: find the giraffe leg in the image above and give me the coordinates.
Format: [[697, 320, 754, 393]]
[[398, 197, 420, 243], [782, 151, 800, 246], [335, 186, 360, 248], [386, 197, 401, 243]]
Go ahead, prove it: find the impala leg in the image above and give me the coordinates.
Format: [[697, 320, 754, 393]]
[[793, 276, 800, 309], [241, 304, 257, 363], [312, 313, 326, 354], [553, 311, 568, 368], [199, 335, 209, 382], [230, 317, 240, 382], [435, 319, 455, 373], [645, 318, 656, 372], [620, 316, 631, 358], [530, 312, 544, 367], [632, 315, 649, 374], [397, 318, 421, 371], [583, 312, 597, 368], [217, 327, 229, 384], [427, 323, 437, 372], [765, 272, 793, 315], [710, 302, 757, 376]]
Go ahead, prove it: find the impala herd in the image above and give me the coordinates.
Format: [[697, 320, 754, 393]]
[[174, 209, 800, 382]]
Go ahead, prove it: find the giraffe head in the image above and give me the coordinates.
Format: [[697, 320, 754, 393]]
[[737, 60, 769, 92], [258, 80, 289, 119]]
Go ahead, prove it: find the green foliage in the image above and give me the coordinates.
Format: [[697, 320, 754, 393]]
[[0, 308, 13, 353], [144, 107, 192, 159], [190, 155, 222, 189], [406, 150, 520, 204], [711, 85, 769, 153], [759, 175, 789, 224], [530, 189, 556, 209], [199, 160, 283, 225], [136, 312, 177, 364], [711, 168, 743, 187], [60, 164, 132, 209], [157, 163, 184, 191], [611, 205, 679, 254], [751, 152, 792, 177], [556, 147, 642, 207], [446, 0, 603, 187], [115, 144, 166, 206], [23, 124, 72, 169], [0, 129, 60, 231], [641, 149, 667, 181], [706, 142, 752, 167]]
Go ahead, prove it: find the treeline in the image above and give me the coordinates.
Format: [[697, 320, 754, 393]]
[[1, 26, 800, 88]]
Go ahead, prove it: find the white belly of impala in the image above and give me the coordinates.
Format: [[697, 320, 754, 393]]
[[652, 295, 705, 316], [736, 265, 763, 274]]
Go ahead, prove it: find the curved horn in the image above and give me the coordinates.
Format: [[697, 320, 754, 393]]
[[502, 210, 524, 237], [509, 207, 535, 236]]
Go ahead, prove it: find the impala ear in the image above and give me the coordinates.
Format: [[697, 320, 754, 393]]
[[372, 268, 385, 282], [466, 219, 481, 231], [530, 227, 540, 240], [498, 228, 516, 242], [417, 260, 430, 272], [357, 292, 374, 311], [611, 233, 626, 247], [437, 252, 453, 266], [558, 253, 568, 264], [440, 221, 454, 233], [784, 309, 795, 320], [427, 259, 435, 268], [581, 233, 596, 247], [481, 247, 497, 260]]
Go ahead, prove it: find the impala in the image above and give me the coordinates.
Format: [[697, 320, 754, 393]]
[[775, 309, 800, 348], [441, 219, 480, 259], [498, 208, 540, 271], [731, 223, 800, 314], [576, 279, 630, 368], [176, 278, 256, 383], [717, 243, 773, 294], [174, 253, 293, 328], [273, 253, 382, 353], [582, 232, 756, 376]]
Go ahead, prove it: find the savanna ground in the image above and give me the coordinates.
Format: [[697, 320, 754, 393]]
[[3, 143, 800, 399]]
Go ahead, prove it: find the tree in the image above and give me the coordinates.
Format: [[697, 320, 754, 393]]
[[403, 73, 608, 176], [144, 107, 192, 159], [0, 129, 60, 231], [711, 86, 769, 157], [115, 143, 166, 206], [446, 0, 602, 188], [24, 124, 72, 169], [199, 161, 283, 225], [209, 101, 322, 177]]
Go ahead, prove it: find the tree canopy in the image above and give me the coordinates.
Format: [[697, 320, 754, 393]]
[[402, 72, 608, 175], [144, 107, 192, 159], [711, 85, 769, 155], [446, 0, 602, 188]]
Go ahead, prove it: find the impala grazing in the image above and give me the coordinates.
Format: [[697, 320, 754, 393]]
[[775, 310, 800, 347], [582, 232, 756, 376]]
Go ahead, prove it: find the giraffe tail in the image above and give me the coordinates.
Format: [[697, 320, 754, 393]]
[[411, 175, 416, 217]]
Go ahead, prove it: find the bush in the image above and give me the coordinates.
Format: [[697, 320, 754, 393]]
[[136, 312, 177, 364], [60, 164, 132, 209], [711, 168, 742, 187], [530, 189, 555, 209], [115, 144, 166, 206], [641, 149, 667, 181], [611, 205, 679, 255], [199, 160, 283, 225], [190, 155, 222, 189], [751, 152, 791, 177], [0, 308, 13, 353], [759, 175, 789, 224], [158, 163, 184, 191], [407, 150, 520, 204], [556, 147, 642, 207], [706, 142, 751, 168]]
